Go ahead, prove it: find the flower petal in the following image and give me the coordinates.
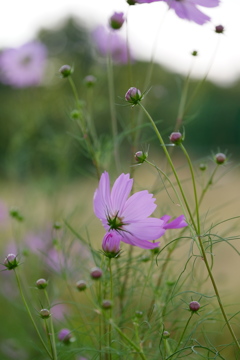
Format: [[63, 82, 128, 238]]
[[191, 0, 220, 8], [172, 2, 210, 24], [122, 190, 157, 220], [120, 235, 160, 249], [124, 218, 165, 241], [111, 173, 133, 215], [93, 171, 112, 219], [162, 215, 188, 229]]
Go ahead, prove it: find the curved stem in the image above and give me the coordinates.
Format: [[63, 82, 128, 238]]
[[139, 102, 197, 233], [44, 290, 58, 360], [198, 235, 240, 352], [14, 269, 52, 359], [110, 320, 147, 360], [180, 144, 200, 234], [174, 313, 193, 354]]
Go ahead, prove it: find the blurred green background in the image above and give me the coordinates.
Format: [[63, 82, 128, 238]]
[[0, 17, 239, 182]]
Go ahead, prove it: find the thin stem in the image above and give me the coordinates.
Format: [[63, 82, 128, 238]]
[[109, 258, 113, 360], [14, 269, 52, 359], [44, 290, 58, 360], [174, 313, 193, 354], [198, 165, 219, 207], [139, 102, 197, 233], [180, 144, 200, 234], [197, 235, 240, 352], [119, 246, 133, 319], [107, 39, 120, 173], [110, 320, 147, 360]]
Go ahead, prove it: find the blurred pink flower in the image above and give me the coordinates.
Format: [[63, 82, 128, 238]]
[[92, 26, 132, 64], [0, 41, 47, 87], [134, 0, 220, 25]]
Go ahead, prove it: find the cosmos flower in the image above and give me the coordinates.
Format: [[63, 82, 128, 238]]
[[0, 41, 47, 88], [92, 26, 132, 64], [94, 172, 187, 249], [133, 0, 220, 25]]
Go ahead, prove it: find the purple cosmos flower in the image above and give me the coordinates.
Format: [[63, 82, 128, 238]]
[[92, 26, 132, 64], [0, 41, 47, 88], [134, 0, 220, 25], [94, 172, 166, 249]]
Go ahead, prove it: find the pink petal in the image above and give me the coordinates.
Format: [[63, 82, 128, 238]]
[[111, 173, 133, 215], [162, 215, 188, 229], [120, 234, 160, 249], [122, 190, 157, 220], [169, 1, 210, 24], [191, 0, 220, 7], [93, 171, 111, 219], [125, 218, 165, 241]]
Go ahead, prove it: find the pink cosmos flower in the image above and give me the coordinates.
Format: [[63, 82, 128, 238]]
[[92, 26, 132, 64], [134, 0, 220, 25], [0, 41, 47, 88], [94, 172, 187, 250]]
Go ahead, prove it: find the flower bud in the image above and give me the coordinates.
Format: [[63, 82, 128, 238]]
[[169, 132, 183, 145], [102, 299, 112, 310], [36, 278, 48, 289], [102, 231, 121, 258], [215, 153, 226, 165], [134, 151, 148, 164], [71, 109, 81, 120], [59, 65, 73, 78], [215, 25, 224, 34], [4, 254, 19, 270], [83, 75, 97, 87], [189, 301, 200, 312], [109, 12, 125, 30], [125, 87, 142, 106], [162, 330, 170, 339], [40, 309, 51, 319], [135, 310, 143, 318], [76, 280, 87, 291], [199, 163, 207, 171], [191, 50, 198, 56], [90, 267, 103, 280], [58, 328, 73, 344], [53, 222, 61, 230]]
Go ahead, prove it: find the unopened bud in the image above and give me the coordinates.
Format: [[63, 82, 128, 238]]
[[191, 50, 198, 56], [84, 75, 96, 87], [135, 311, 143, 318], [163, 331, 170, 339], [169, 132, 183, 145], [134, 151, 148, 164], [4, 254, 19, 270], [109, 12, 125, 30], [59, 65, 73, 78], [36, 278, 48, 289], [102, 300, 112, 309], [40, 309, 51, 319], [215, 153, 226, 165], [125, 87, 143, 106], [189, 301, 200, 312], [53, 222, 61, 230], [76, 280, 87, 291], [215, 25, 224, 34], [102, 231, 121, 258], [199, 163, 207, 171], [58, 328, 73, 344], [90, 267, 103, 279]]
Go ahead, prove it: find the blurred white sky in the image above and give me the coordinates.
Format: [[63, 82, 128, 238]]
[[1, 0, 239, 86]]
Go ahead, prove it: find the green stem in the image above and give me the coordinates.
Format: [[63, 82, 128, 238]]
[[139, 102, 197, 233], [198, 165, 219, 207], [119, 246, 133, 319], [110, 320, 147, 360], [198, 235, 240, 352], [109, 258, 113, 360], [174, 313, 193, 354], [14, 269, 52, 359], [44, 290, 58, 360], [107, 44, 120, 173], [180, 144, 200, 234]]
